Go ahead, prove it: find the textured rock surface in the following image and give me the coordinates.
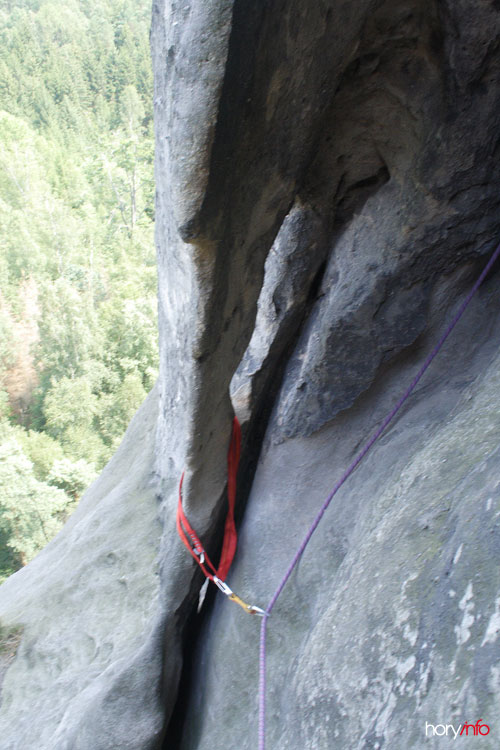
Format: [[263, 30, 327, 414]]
[[183, 271, 500, 750], [168, 0, 500, 748], [1, 0, 500, 749], [0, 387, 165, 749]]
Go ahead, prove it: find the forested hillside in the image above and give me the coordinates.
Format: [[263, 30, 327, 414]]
[[0, 0, 156, 580]]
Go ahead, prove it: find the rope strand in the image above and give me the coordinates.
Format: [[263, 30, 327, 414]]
[[258, 242, 500, 750]]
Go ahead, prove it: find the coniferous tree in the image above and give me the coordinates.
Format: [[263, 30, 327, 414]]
[[0, 0, 157, 581]]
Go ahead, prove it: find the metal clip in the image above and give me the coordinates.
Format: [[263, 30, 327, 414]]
[[194, 549, 205, 565], [228, 592, 266, 617], [212, 576, 234, 596], [212, 577, 266, 616], [246, 605, 266, 617]]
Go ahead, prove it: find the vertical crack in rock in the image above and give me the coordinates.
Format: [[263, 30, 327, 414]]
[[160, 0, 500, 743], [163, 127, 394, 749], [153, 0, 385, 739], [173, 0, 500, 747], [160, 201, 330, 748]]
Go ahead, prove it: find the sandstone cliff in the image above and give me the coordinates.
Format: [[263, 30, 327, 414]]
[[1, 1, 500, 748]]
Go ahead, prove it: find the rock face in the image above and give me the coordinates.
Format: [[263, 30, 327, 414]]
[[183, 273, 500, 750], [0, 387, 165, 749], [1, 1, 500, 748]]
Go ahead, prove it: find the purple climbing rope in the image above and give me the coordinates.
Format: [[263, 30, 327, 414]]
[[258, 241, 500, 750]]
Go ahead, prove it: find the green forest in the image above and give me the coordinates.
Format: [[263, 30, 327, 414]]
[[0, 0, 157, 580]]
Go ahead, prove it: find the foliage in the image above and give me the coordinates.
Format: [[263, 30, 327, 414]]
[[47, 457, 97, 499], [13, 427, 63, 480], [0, 0, 157, 580], [0, 434, 75, 573]]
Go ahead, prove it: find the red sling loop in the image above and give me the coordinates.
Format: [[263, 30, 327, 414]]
[[176, 417, 241, 582], [176, 417, 265, 615]]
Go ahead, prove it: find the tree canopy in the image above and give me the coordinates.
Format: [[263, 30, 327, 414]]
[[0, 0, 157, 581]]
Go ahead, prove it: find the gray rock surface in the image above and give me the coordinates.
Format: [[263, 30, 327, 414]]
[[1, 0, 500, 748], [183, 270, 500, 750], [0, 387, 165, 749]]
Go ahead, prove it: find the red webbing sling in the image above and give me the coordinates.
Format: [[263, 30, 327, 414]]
[[177, 417, 264, 615], [176, 416, 240, 581]]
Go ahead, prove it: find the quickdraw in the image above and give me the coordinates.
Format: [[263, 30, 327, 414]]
[[177, 416, 265, 616]]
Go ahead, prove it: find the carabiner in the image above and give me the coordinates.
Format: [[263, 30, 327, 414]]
[[194, 549, 205, 565], [228, 592, 266, 616], [212, 576, 266, 616], [246, 604, 266, 617], [213, 575, 234, 596]]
